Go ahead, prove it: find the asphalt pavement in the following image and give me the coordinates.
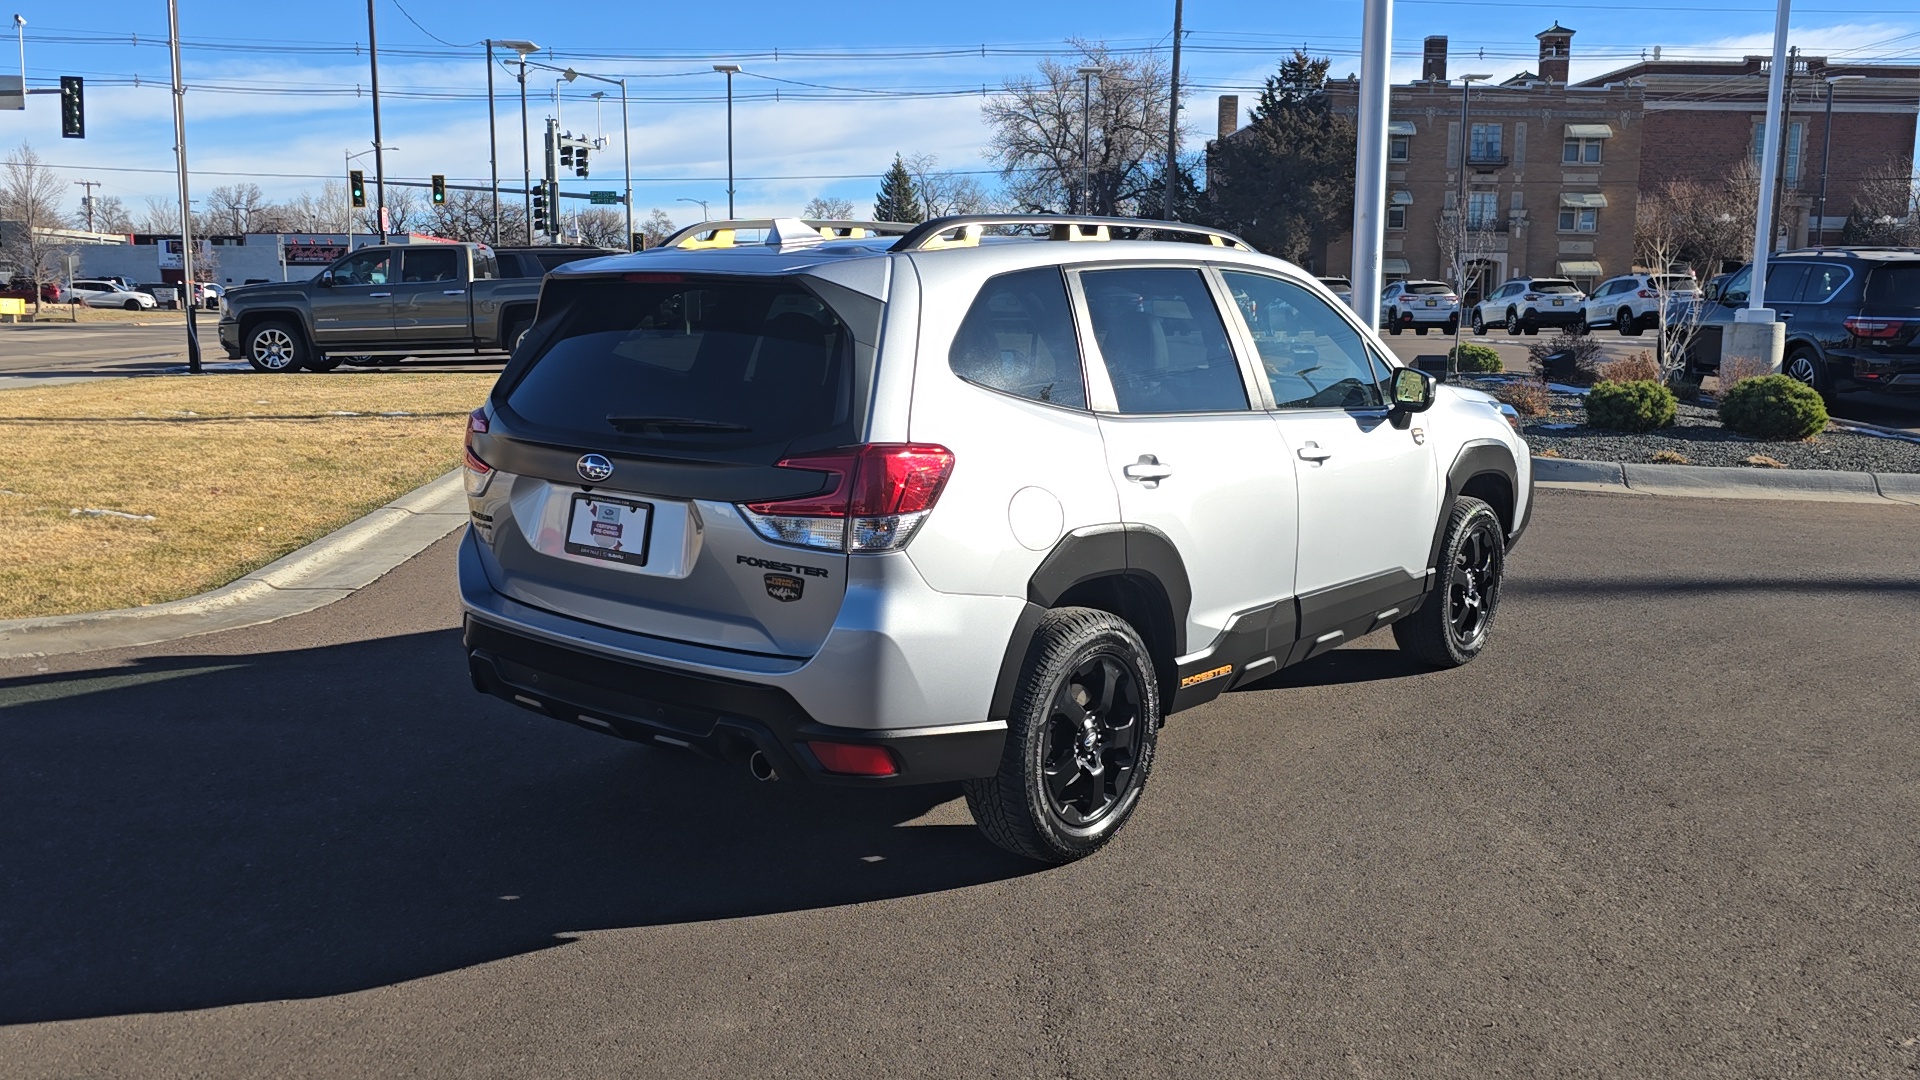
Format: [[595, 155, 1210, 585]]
[[3, 490, 1918, 1078]]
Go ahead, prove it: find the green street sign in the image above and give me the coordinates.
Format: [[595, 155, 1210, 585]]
[[589, 191, 619, 205]]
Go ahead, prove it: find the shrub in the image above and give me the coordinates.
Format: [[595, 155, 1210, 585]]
[[1527, 329, 1605, 385], [1492, 379, 1550, 417], [1668, 377, 1704, 404], [1448, 342, 1503, 373], [1586, 379, 1677, 432], [1718, 374, 1828, 440], [1597, 350, 1659, 384]]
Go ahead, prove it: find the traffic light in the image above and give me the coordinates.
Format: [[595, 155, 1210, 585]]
[[531, 182, 548, 234], [574, 147, 589, 178], [59, 76, 83, 139], [430, 174, 446, 204], [631, 231, 647, 251], [349, 170, 367, 208], [560, 144, 573, 167]]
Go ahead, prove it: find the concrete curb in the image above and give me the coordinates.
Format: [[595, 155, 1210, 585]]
[[0, 470, 468, 659], [1536, 457, 1920, 505]]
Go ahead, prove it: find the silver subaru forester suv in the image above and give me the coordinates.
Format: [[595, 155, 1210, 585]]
[[460, 215, 1533, 863]]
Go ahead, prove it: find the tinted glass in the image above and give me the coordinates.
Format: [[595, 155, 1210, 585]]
[[1221, 270, 1386, 410], [1765, 264, 1810, 304], [1863, 263, 1920, 314], [1405, 282, 1452, 295], [332, 250, 390, 286], [1653, 275, 1696, 293], [505, 278, 860, 454], [948, 267, 1086, 409], [1798, 264, 1847, 303], [1083, 267, 1247, 414], [1530, 279, 1580, 294], [401, 247, 459, 283]]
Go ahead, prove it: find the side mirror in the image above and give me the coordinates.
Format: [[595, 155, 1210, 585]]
[[1701, 282, 1719, 301], [1389, 367, 1436, 414], [316, 271, 334, 288]]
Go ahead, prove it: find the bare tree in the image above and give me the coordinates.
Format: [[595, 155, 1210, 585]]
[[81, 194, 136, 234], [638, 207, 676, 248], [905, 154, 991, 219], [204, 182, 273, 234], [424, 188, 499, 243], [358, 186, 423, 235], [137, 196, 183, 235], [802, 195, 855, 220], [0, 143, 74, 306], [1436, 206, 1500, 364], [1634, 187, 1713, 384], [571, 206, 628, 249], [983, 40, 1181, 216], [1841, 158, 1920, 246]]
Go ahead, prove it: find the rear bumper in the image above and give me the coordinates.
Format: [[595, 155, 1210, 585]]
[[1395, 307, 1459, 324], [1839, 349, 1920, 392], [465, 616, 1005, 785], [1524, 307, 1582, 326]]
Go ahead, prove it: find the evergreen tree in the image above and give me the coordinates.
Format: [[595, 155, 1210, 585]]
[[873, 155, 924, 223], [1200, 52, 1356, 264]]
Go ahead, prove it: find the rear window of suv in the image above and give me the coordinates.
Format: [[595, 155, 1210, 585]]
[[1864, 263, 1920, 314], [1404, 282, 1453, 295], [1530, 279, 1580, 294], [501, 276, 875, 458]]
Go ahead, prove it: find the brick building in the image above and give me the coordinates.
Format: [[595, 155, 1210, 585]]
[[1574, 53, 1920, 249], [1318, 26, 1644, 302]]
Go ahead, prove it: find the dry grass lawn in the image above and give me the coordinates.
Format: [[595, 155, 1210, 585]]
[[0, 373, 496, 619]]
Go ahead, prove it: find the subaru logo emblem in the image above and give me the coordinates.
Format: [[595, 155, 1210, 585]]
[[576, 454, 614, 483]]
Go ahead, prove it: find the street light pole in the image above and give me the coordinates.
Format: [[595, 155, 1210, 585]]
[[1350, 0, 1394, 329], [1815, 74, 1865, 247], [491, 42, 541, 245], [165, 0, 199, 373], [1077, 66, 1101, 215], [713, 64, 741, 218], [677, 196, 710, 222], [552, 65, 636, 250], [486, 40, 498, 245], [365, 0, 387, 240], [1162, 0, 1183, 220]]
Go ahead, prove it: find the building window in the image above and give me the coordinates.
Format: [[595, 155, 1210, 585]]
[[1558, 207, 1598, 232], [1562, 138, 1603, 164], [1387, 204, 1406, 229], [1389, 136, 1410, 162], [1469, 123, 1503, 163], [1467, 191, 1500, 228], [1749, 121, 1804, 186]]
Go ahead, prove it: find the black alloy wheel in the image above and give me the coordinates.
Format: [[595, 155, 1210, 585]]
[[964, 607, 1160, 863], [1785, 347, 1833, 400], [1393, 496, 1505, 668]]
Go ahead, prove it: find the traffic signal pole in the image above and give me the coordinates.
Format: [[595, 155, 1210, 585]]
[[165, 0, 200, 374], [366, 0, 387, 240]]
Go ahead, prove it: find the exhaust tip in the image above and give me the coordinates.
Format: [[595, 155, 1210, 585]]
[[748, 750, 777, 782]]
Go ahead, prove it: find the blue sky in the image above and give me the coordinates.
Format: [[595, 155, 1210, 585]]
[[3, 0, 1917, 229]]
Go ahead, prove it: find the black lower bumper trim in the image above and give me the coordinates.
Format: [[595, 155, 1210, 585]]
[[464, 617, 1004, 786]]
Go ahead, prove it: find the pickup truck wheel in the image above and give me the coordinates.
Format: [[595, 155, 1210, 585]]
[[244, 321, 306, 373], [963, 607, 1160, 864], [302, 355, 343, 373], [1393, 496, 1505, 669], [503, 316, 533, 355]]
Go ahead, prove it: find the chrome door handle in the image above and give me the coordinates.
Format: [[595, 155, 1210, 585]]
[[1297, 442, 1333, 463], [369, 291, 391, 298], [443, 289, 467, 295], [1123, 455, 1174, 484]]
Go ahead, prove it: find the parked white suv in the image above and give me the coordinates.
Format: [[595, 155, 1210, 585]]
[[459, 215, 1534, 863], [69, 279, 158, 310], [1578, 272, 1700, 336], [1381, 279, 1461, 335], [1469, 277, 1584, 336]]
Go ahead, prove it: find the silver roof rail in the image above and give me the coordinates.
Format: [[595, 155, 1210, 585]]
[[657, 219, 918, 250], [889, 214, 1254, 253]]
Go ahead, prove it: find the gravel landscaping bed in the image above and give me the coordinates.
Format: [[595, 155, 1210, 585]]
[[1457, 378, 1920, 473]]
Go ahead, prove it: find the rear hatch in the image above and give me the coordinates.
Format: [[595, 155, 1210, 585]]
[[467, 269, 887, 658], [1848, 262, 1920, 364]]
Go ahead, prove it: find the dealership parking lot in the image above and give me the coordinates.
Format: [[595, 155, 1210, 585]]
[[3, 489, 1917, 1077]]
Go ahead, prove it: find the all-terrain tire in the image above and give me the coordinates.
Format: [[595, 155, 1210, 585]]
[[1393, 496, 1506, 669], [963, 608, 1161, 864]]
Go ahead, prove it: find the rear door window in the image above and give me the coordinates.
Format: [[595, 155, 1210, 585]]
[[1766, 264, 1811, 305], [1080, 267, 1248, 414], [948, 267, 1086, 408], [501, 276, 873, 460], [1799, 263, 1849, 304], [401, 248, 460, 283], [1863, 263, 1920, 314]]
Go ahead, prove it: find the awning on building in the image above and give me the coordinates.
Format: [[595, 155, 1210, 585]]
[[1387, 120, 1419, 136], [1557, 260, 1604, 276], [1383, 258, 1411, 275], [1560, 192, 1609, 208], [1565, 123, 1614, 139], [1390, 190, 1414, 205]]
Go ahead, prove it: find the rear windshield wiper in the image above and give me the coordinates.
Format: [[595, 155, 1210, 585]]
[[605, 415, 753, 434]]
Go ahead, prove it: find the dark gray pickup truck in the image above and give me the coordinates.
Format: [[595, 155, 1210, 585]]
[[218, 243, 610, 372]]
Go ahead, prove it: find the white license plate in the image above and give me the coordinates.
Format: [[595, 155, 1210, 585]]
[[565, 493, 652, 566], [1552, 299, 1565, 306], [1425, 299, 1437, 307]]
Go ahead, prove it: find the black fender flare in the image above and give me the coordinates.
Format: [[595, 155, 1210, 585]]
[[1427, 441, 1520, 570], [987, 524, 1193, 722]]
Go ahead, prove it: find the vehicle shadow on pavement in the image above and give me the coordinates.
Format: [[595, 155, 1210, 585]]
[[0, 629, 1036, 1025], [1228, 643, 1433, 692]]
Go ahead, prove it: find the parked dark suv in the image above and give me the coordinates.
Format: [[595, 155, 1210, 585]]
[[1687, 247, 1920, 398]]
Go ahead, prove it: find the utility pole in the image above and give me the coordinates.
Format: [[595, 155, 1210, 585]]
[[165, 0, 200, 373], [714, 64, 740, 217], [1162, 0, 1183, 220], [486, 41, 499, 245], [1768, 46, 1798, 251], [74, 178, 99, 232], [1078, 66, 1101, 215], [366, 0, 387, 240]]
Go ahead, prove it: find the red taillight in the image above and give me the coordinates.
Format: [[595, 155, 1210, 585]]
[[806, 741, 899, 777], [464, 408, 493, 496], [1638, 289, 1657, 298], [1845, 316, 1906, 339], [741, 444, 955, 553], [1523, 293, 1540, 301]]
